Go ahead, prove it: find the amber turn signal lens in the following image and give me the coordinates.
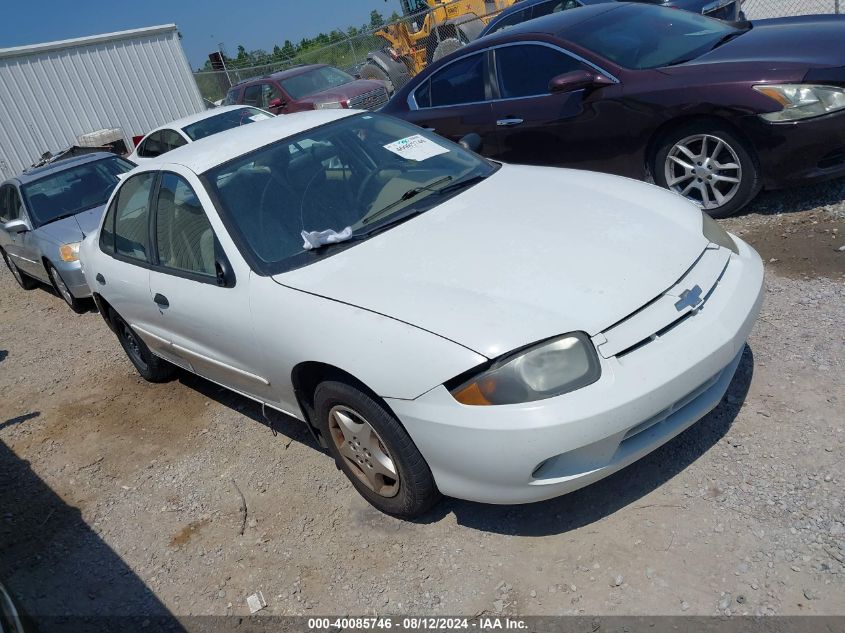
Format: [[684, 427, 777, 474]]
[[59, 243, 80, 262], [452, 381, 493, 406]]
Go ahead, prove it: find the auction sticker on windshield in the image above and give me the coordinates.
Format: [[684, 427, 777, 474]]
[[384, 134, 449, 161]]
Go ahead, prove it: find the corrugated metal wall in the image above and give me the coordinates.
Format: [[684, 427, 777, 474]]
[[0, 25, 205, 180]]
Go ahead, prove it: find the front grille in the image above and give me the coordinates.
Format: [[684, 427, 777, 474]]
[[703, 0, 738, 20], [348, 87, 389, 111]]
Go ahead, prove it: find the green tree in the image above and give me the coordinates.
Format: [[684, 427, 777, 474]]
[[370, 9, 385, 28], [389, 10, 401, 22]]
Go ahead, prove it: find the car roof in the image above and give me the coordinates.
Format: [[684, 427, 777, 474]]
[[479, 1, 622, 41], [145, 105, 266, 135], [236, 63, 330, 87], [137, 109, 359, 174], [10, 151, 119, 186]]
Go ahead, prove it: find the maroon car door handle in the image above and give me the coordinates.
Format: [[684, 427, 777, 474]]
[[496, 118, 524, 127]]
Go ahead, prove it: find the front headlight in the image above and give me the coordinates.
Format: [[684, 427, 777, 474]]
[[449, 332, 601, 406], [754, 84, 845, 122], [59, 241, 81, 262], [314, 101, 344, 110], [702, 212, 738, 254]]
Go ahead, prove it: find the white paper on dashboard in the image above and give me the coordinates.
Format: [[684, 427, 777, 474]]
[[383, 135, 449, 161]]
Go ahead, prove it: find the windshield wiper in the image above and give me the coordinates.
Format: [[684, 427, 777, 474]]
[[362, 176, 453, 226], [710, 25, 751, 51]]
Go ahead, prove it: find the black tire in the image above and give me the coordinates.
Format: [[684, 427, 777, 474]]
[[112, 312, 176, 382], [359, 62, 394, 95], [314, 380, 440, 518], [1, 248, 37, 290], [46, 262, 88, 314], [432, 37, 465, 62], [653, 120, 761, 218]]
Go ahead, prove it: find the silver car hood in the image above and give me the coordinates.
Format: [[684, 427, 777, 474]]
[[37, 205, 106, 245], [273, 165, 708, 358]]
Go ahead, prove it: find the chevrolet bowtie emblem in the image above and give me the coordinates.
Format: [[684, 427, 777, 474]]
[[675, 285, 703, 312]]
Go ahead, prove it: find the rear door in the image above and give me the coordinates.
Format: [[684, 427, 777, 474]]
[[488, 42, 621, 169], [400, 51, 499, 154], [145, 168, 272, 400]]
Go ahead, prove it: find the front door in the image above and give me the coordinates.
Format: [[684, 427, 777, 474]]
[[401, 51, 499, 154], [488, 43, 622, 170], [145, 170, 272, 401], [2, 185, 43, 279]]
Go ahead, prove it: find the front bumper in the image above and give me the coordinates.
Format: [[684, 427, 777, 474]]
[[387, 237, 764, 505], [53, 259, 91, 299], [739, 110, 845, 189]]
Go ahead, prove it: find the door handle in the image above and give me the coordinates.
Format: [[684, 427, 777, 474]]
[[95, 273, 105, 285], [496, 118, 524, 127], [153, 293, 169, 308]]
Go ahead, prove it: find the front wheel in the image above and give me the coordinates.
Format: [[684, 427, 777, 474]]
[[47, 263, 88, 313], [653, 122, 760, 218], [359, 62, 394, 95], [314, 380, 440, 518], [112, 313, 176, 382]]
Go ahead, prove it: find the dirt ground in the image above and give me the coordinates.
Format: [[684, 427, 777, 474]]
[[1, 181, 843, 623]]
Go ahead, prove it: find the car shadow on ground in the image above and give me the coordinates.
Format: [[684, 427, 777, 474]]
[[742, 179, 845, 217], [417, 345, 755, 536], [0, 440, 185, 632], [175, 372, 321, 452]]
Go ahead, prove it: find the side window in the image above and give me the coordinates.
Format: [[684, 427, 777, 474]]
[[495, 44, 586, 99], [261, 83, 283, 107], [161, 129, 187, 153], [138, 131, 164, 158], [154, 173, 217, 277], [488, 8, 530, 35], [429, 53, 487, 107], [532, 1, 580, 20], [243, 84, 262, 107], [0, 186, 10, 222], [100, 198, 117, 254], [6, 187, 24, 222], [114, 172, 155, 261], [413, 78, 431, 109]]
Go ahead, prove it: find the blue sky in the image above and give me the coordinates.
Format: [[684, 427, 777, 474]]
[[1, 0, 403, 69]]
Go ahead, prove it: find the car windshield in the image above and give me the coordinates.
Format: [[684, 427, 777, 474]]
[[279, 67, 355, 99], [204, 113, 495, 274], [566, 4, 742, 69], [182, 107, 272, 141], [22, 156, 135, 227]]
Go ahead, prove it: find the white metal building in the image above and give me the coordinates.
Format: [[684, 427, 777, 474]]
[[0, 24, 205, 180]]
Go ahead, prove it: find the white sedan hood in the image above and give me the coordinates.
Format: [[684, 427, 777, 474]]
[[274, 165, 708, 359]]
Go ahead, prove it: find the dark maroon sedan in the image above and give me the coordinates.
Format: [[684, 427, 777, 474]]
[[382, 2, 845, 217], [224, 64, 390, 115]]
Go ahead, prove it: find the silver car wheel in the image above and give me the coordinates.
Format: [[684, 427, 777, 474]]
[[328, 404, 400, 498], [664, 134, 742, 210], [49, 265, 74, 306]]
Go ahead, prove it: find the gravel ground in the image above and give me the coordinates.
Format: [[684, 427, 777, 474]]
[[1, 180, 843, 623]]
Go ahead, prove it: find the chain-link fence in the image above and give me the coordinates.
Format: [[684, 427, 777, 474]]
[[193, 0, 843, 103], [743, 0, 840, 18]]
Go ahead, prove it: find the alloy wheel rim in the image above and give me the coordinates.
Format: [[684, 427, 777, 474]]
[[664, 134, 742, 210], [50, 267, 74, 305], [328, 405, 400, 498]]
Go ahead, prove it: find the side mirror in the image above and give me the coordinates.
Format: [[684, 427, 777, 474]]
[[548, 70, 613, 94], [3, 219, 30, 235], [458, 133, 482, 153], [268, 98, 286, 109], [215, 257, 235, 288]]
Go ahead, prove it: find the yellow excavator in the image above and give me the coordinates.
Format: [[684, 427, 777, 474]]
[[360, 0, 517, 92]]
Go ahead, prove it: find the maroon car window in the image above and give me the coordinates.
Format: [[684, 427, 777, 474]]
[[496, 45, 586, 99], [243, 84, 262, 107], [429, 53, 486, 107]]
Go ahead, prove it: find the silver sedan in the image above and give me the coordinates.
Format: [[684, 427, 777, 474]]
[[0, 152, 134, 312]]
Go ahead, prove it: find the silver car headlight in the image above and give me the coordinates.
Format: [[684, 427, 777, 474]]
[[59, 241, 81, 262], [448, 332, 601, 406], [754, 84, 845, 122], [702, 212, 738, 254]]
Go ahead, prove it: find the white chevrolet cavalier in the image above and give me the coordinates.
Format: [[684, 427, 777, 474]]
[[80, 110, 763, 518]]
